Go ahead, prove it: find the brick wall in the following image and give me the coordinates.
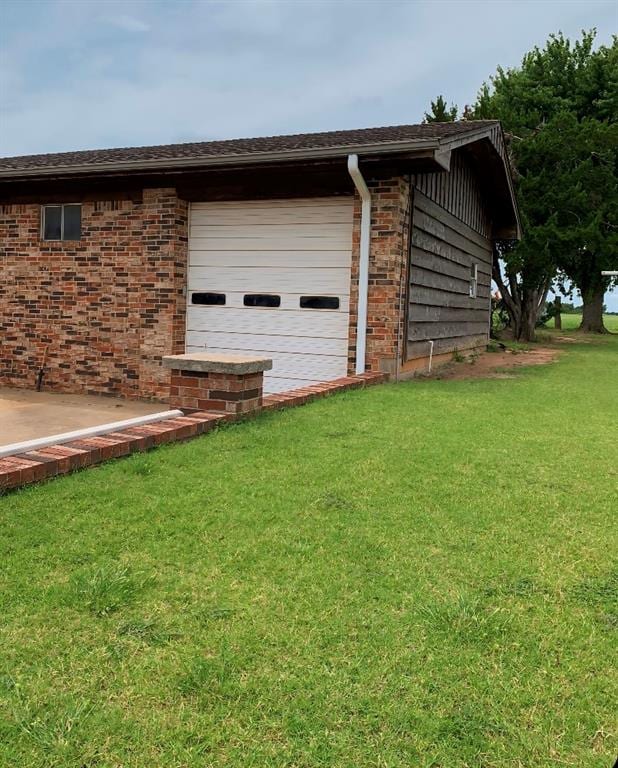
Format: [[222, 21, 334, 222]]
[[1, 176, 411, 401], [348, 174, 412, 374], [0, 188, 188, 401]]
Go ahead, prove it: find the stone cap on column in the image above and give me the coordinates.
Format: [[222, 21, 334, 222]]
[[162, 352, 273, 375]]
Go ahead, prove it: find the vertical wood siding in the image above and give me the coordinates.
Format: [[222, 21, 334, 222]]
[[407, 151, 493, 359], [414, 151, 491, 238]]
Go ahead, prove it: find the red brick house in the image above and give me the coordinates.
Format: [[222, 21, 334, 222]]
[[0, 121, 520, 400]]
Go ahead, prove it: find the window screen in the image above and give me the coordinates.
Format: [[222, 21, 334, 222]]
[[42, 204, 81, 241], [243, 294, 281, 308], [192, 292, 226, 305], [300, 296, 340, 310]]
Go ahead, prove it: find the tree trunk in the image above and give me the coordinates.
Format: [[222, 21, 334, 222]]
[[554, 297, 562, 330], [579, 286, 608, 333], [491, 246, 551, 342], [520, 302, 538, 342]]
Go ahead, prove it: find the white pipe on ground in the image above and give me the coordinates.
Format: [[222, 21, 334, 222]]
[[347, 154, 371, 376], [428, 340, 434, 373], [0, 410, 183, 459]]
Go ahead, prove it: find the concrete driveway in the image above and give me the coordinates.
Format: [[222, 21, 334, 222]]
[[0, 387, 167, 446]]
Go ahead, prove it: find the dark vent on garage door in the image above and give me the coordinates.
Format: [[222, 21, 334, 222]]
[[244, 294, 281, 308], [300, 296, 340, 310], [192, 292, 226, 305]]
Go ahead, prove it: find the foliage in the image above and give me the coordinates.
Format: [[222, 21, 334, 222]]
[[472, 31, 618, 334], [538, 300, 556, 327], [537, 114, 618, 322], [424, 94, 458, 122], [558, 301, 583, 314], [490, 294, 509, 333], [1, 336, 617, 767]]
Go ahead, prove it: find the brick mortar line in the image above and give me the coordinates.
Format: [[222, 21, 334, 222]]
[[0, 373, 387, 493]]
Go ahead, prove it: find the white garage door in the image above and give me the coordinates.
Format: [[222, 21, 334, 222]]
[[185, 197, 354, 394]]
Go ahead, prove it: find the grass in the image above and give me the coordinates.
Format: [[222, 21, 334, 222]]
[[546, 312, 618, 332], [1, 334, 617, 767]]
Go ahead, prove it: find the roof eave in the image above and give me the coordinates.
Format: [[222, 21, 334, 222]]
[[0, 138, 442, 181]]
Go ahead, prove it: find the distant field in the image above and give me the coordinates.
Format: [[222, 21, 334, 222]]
[[548, 313, 618, 332]]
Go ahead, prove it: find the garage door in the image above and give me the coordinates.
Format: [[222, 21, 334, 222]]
[[185, 197, 354, 394]]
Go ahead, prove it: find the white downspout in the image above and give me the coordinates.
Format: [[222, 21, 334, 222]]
[[347, 154, 371, 375]]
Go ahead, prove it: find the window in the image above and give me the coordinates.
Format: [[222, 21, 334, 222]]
[[42, 204, 81, 241], [192, 292, 226, 305], [469, 263, 478, 298], [300, 296, 340, 310], [243, 294, 281, 308]]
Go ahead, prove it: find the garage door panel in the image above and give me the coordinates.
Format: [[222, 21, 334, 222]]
[[186, 330, 347, 356], [188, 266, 351, 295], [189, 249, 351, 268], [187, 198, 352, 392], [191, 223, 352, 240], [186, 347, 347, 380], [192, 197, 350, 207], [187, 306, 349, 338], [189, 235, 351, 251], [192, 197, 353, 215], [191, 210, 353, 225]]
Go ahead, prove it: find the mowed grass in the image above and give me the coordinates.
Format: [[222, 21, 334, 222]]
[[547, 312, 618, 332], [1, 335, 617, 768]]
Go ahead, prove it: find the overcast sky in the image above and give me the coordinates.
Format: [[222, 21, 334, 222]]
[[2, 0, 615, 156], [1, 0, 616, 306]]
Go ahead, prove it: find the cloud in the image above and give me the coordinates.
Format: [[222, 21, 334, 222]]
[[1, 0, 616, 158], [103, 14, 150, 33]]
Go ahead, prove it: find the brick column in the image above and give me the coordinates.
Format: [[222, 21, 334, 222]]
[[348, 174, 412, 376], [162, 353, 272, 416]]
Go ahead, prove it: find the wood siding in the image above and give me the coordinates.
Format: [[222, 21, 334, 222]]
[[407, 154, 493, 360], [414, 151, 491, 238]]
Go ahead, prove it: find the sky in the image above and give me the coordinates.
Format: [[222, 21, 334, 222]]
[[1, 0, 616, 307]]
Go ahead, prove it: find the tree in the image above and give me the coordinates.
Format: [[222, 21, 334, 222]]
[[491, 238, 553, 341], [472, 31, 618, 334], [424, 95, 458, 123], [521, 113, 617, 332]]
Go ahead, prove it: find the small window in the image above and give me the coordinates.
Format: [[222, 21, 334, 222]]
[[243, 294, 281, 308], [300, 296, 340, 310], [42, 204, 81, 241], [192, 292, 226, 305], [469, 263, 478, 298]]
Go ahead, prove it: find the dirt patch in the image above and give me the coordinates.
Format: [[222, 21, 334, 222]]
[[428, 346, 559, 381], [554, 335, 586, 343]]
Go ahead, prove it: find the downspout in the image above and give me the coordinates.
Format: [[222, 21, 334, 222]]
[[347, 154, 371, 375]]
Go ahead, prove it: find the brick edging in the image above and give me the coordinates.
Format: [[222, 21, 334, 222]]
[[0, 373, 387, 493]]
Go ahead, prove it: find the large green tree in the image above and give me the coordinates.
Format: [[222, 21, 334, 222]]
[[518, 113, 617, 332], [472, 31, 618, 334]]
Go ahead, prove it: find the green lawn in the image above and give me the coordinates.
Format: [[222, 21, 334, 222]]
[[1, 335, 617, 768], [547, 312, 618, 332]]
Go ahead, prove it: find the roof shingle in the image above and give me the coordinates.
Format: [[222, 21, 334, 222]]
[[0, 121, 499, 173]]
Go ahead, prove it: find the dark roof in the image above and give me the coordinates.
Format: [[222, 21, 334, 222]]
[[0, 121, 499, 174]]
